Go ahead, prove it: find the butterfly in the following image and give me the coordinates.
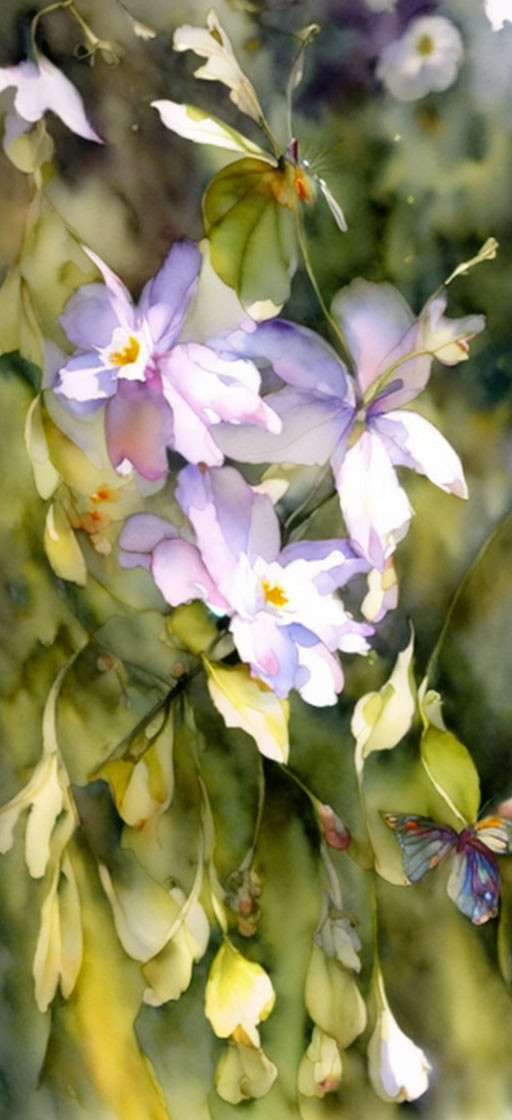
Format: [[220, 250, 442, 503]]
[[152, 14, 346, 315], [382, 812, 512, 925]]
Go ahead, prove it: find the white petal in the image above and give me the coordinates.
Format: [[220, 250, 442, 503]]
[[378, 410, 468, 498], [151, 100, 267, 155], [335, 431, 412, 568], [173, 11, 264, 123]]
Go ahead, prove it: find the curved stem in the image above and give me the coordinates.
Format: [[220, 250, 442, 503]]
[[295, 212, 355, 372], [31, 0, 73, 53], [424, 504, 512, 687]]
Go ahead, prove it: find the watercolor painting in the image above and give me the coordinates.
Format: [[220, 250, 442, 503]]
[[1, 1, 511, 1117]]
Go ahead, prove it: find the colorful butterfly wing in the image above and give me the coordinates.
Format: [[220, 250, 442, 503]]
[[446, 843, 500, 925], [473, 815, 512, 854], [382, 813, 457, 882]]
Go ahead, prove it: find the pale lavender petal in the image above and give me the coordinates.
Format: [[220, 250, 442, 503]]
[[212, 319, 353, 399], [175, 465, 280, 593], [151, 537, 229, 611], [331, 280, 415, 398], [80, 246, 135, 330], [230, 614, 299, 698], [375, 410, 468, 498], [60, 283, 120, 350], [214, 388, 352, 466], [106, 381, 174, 480], [119, 514, 179, 570], [12, 56, 102, 142], [280, 539, 370, 589], [163, 343, 281, 433], [55, 351, 118, 402], [335, 430, 413, 568], [162, 382, 224, 466], [138, 240, 201, 350]]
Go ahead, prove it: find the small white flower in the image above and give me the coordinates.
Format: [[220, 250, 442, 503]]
[[377, 16, 464, 102], [368, 973, 431, 1102], [484, 0, 512, 30]]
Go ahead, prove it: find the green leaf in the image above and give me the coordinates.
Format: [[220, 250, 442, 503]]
[[203, 157, 298, 314], [420, 725, 480, 825]]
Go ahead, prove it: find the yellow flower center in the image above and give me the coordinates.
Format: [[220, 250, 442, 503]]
[[416, 34, 434, 55], [262, 580, 288, 607], [109, 335, 140, 366]]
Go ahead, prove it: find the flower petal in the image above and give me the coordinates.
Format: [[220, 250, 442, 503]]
[[331, 280, 416, 398], [214, 318, 352, 397], [214, 387, 349, 466], [163, 342, 281, 433], [118, 513, 179, 570], [173, 12, 264, 124], [59, 283, 121, 350], [152, 537, 230, 611], [55, 350, 118, 403], [138, 239, 201, 350], [231, 614, 299, 697], [3, 55, 103, 142], [335, 430, 413, 568], [295, 642, 344, 706], [151, 100, 267, 155], [175, 465, 280, 591], [375, 410, 468, 498], [105, 381, 174, 480]]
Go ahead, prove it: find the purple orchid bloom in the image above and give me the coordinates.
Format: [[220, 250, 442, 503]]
[[54, 240, 281, 480], [0, 53, 103, 147], [211, 280, 485, 568], [119, 464, 372, 705]]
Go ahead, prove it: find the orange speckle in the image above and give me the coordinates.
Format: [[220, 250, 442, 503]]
[[294, 167, 313, 202]]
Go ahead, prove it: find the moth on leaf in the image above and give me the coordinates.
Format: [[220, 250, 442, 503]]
[[152, 11, 346, 315], [382, 812, 512, 925]]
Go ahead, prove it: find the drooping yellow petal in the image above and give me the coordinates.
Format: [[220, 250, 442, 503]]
[[205, 939, 275, 1046], [215, 1039, 277, 1103], [352, 628, 416, 773], [24, 396, 61, 499], [44, 502, 87, 586], [204, 660, 289, 762]]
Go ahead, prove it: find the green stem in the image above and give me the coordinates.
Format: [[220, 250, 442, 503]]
[[424, 504, 512, 687], [295, 212, 355, 371], [283, 465, 335, 539], [31, 0, 74, 53]]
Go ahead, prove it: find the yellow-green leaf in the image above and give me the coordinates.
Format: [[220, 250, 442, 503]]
[[203, 157, 298, 314], [420, 725, 480, 825]]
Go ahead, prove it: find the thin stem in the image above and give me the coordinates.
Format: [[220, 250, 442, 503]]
[[243, 753, 266, 867], [295, 212, 355, 372], [361, 346, 432, 407], [424, 504, 512, 687], [31, 0, 73, 52]]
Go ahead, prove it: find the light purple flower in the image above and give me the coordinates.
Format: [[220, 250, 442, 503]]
[[119, 465, 372, 705], [54, 240, 281, 480], [211, 281, 484, 568], [376, 17, 464, 102], [0, 53, 103, 146]]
